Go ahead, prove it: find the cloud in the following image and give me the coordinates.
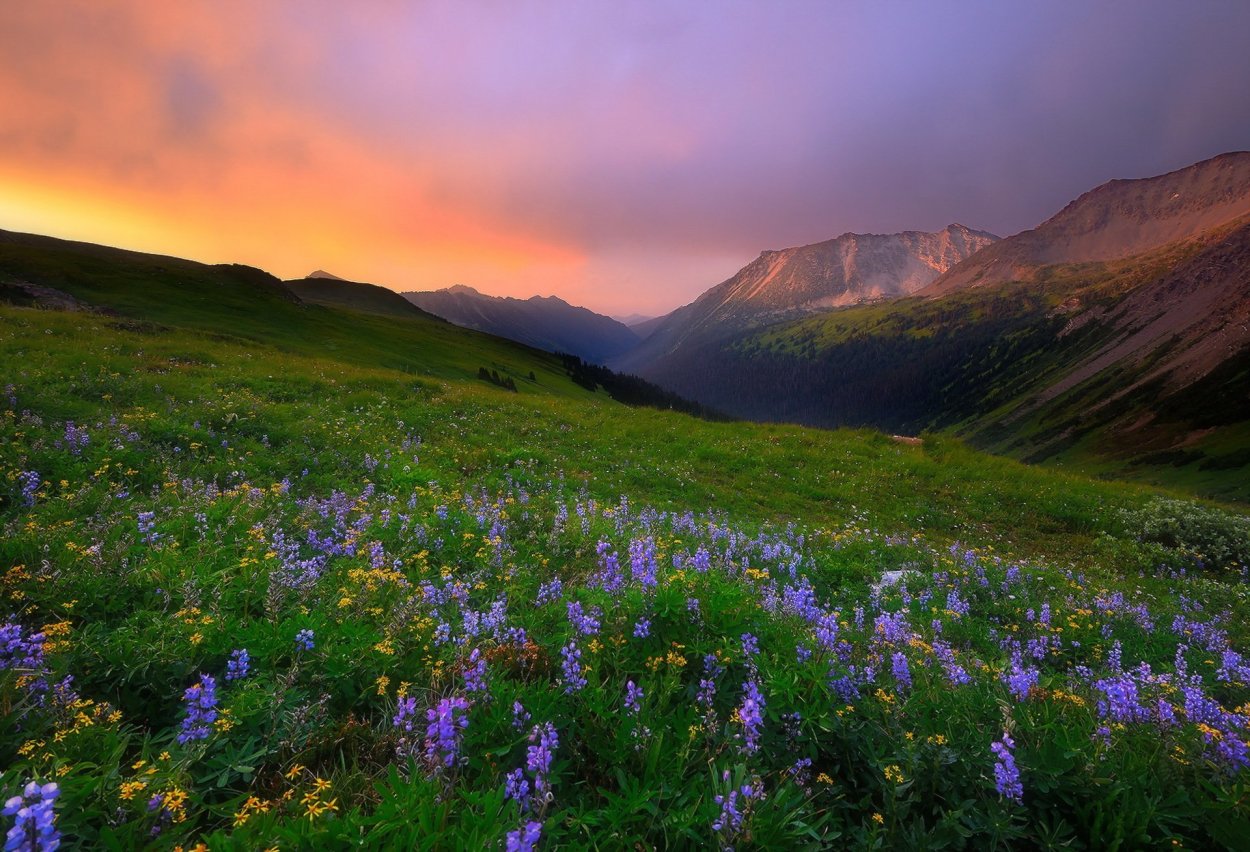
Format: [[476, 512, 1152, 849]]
[[1, 1, 1249, 315]]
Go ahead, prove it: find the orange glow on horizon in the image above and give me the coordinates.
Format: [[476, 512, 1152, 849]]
[[0, 166, 587, 298]]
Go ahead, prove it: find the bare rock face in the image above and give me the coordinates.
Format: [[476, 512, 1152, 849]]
[[718, 224, 998, 317], [924, 152, 1250, 296], [616, 224, 997, 371], [1, 279, 98, 312]]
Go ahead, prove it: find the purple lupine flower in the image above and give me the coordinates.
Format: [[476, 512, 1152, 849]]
[[741, 633, 759, 658], [560, 643, 587, 693], [0, 624, 45, 672], [62, 421, 89, 455], [1002, 651, 1038, 701], [177, 674, 219, 744], [18, 471, 40, 507], [891, 651, 912, 694], [1215, 732, 1250, 771], [945, 590, 970, 617], [463, 648, 489, 694], [566, 601, 601, 636], [814, 612, 839, 652], [712, 774, 764, 841], [1093, 673, 1147, 723], [433, 621, 452, 646], [137, 511, 160, 545], [1155, 698, 1177, 728], [737, 680, 766, 754], [294, 629, 315, 652], [828, 672, 861, 703], [424, 696, 470, 769], [4, 781, 61, 852], [873, 611, 911, 645], [592, 548, 625, 594], [1217, 649, 1250, 684], [697, 675, 717, 709], [629, 537, 658, 589], [624, 680, 643, 715], [536, 578, 563, 606], [633, 618, 651, 639], [990, 732, 1023, 803], [796, 644, 812, 664], [505, 821, 542, 852], [697, 654, 723, 709], [512, 701, 531, 730], [788, 757, 813, 787], [933, 640, 972, 686], [394, 696, 420, 731], [225, 648, 250, 682], [1107, 640, 1123, 673], [527, 722, 559, 799], [504, 768, 530, 809]]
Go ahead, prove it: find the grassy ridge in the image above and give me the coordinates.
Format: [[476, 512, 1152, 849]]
[[0, 229, 590, 397]]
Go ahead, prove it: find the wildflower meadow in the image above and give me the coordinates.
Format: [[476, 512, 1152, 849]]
[[2, 303, 1249, 849]]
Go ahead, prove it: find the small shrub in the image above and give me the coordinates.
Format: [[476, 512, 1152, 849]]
[[1119, 497, 1250, 569]]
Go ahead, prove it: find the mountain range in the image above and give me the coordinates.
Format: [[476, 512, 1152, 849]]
[[404, 285, 640, 364], [618, 151, 1250, 498], [614, 223, 998, 373]]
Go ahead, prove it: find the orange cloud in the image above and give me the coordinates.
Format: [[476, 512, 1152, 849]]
[[0, 3, 587, 299]]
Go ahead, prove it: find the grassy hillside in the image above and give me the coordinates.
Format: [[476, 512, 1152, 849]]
[[0, 229, 596, 399], [2, 242, 1250, 849], [285, 276, 435, 321]]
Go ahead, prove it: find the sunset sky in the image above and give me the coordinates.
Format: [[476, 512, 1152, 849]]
[[3, 2, 1250, 316]]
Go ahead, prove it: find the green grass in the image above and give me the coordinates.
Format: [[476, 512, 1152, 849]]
[[1, 302, 1178, 565], [2, 235, 1250, 849]]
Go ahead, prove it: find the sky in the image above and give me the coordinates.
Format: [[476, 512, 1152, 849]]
[[2, 2, 1250, 316]]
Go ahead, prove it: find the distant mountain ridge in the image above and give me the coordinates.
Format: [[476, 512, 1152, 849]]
[[404, 285, 640, 364], [615, 223, 997, 372], [923, 151, 1250, 296]]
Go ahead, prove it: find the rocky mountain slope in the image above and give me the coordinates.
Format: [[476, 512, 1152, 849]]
[[923, 151, 1250, 296], [405, 285, 640, 364], [615, 223, 996, 372]]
